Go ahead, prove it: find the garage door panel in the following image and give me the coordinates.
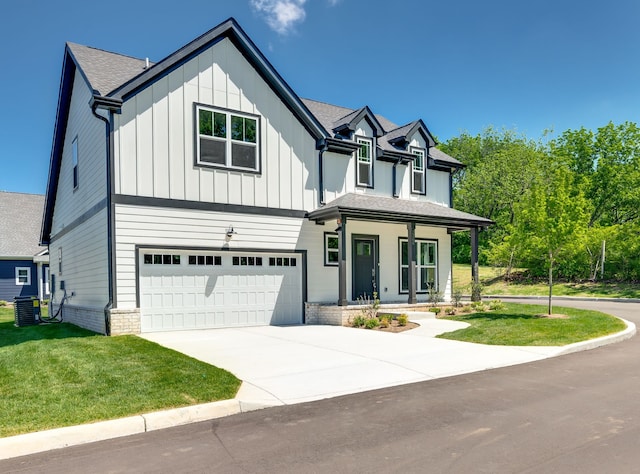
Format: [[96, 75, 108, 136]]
[[140, 250, 302, 332]]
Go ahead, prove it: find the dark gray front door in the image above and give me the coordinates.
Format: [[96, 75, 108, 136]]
[[353, 237, 377, 300]]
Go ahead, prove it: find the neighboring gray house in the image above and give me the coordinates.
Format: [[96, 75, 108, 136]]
[[0, 192, 50, 302], [41, 18, 491, 335]]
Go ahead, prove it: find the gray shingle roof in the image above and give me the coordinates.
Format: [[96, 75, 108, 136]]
[[67, 42, 151, 96], [301, 98, 354, 133], [308, 193, 493, 227], [62, 43, 462, 166], [302, 98, 461, 166], [0, 192, 47, 257]]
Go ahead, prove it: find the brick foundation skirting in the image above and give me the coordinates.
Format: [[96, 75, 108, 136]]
[[305, 302, 437, 326], [51, 304, 106, 334], [108, 308, 141, 335]]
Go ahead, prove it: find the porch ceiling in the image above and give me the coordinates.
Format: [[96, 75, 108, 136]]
[[308, 193, 493, 230]]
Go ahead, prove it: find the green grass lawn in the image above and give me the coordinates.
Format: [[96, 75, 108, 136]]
[[0, 307, 241, 438], [453, 264, 640, 299], [438, 303, 627, 346]]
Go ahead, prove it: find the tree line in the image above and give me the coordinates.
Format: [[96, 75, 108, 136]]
[[441, 122, 640, 282]]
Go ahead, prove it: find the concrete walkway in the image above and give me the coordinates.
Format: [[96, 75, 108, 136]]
[[1, 313, 635, 460]]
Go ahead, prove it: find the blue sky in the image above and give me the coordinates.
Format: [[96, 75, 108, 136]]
[[1, 0, 639, 195]]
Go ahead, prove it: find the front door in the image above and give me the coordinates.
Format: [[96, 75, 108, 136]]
[[352, 236, 378, 300]]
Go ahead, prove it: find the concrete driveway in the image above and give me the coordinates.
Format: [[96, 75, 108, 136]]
[[140, 313, 587, 408]]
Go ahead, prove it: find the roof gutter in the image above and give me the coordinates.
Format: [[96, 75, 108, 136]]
[[317, 139, 328, 206], [90, 95, 122, 336]]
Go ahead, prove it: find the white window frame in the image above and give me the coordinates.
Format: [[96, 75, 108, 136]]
[[324, 233, 339, 266], [72, 136, 79, 189], [356, 136, 373, 187], [399, 239, 437, 293], [410, 147, 426, 194], [15, 267, 31, 286], [44, 267, 50, 295], [196, 104, 260, 173]]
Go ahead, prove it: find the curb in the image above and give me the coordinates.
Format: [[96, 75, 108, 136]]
[[553, 318, 636, 356], [0, 398, 250, 461]]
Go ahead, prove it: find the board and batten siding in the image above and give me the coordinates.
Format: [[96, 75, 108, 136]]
[[114, 204, 306, 308], [113, 37, 317, 212], [322, 118, 451, 206], [50, 72, 108, 237], [405, 133, 450, 205]]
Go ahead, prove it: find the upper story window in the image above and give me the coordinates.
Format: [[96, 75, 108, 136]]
[[196, 105, 260, 173], [72, 136, 79, 189], [410, 147, 425, 194], [356, 136, 373, 187]]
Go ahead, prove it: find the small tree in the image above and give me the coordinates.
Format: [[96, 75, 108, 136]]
[[511, 167, 590, 315]]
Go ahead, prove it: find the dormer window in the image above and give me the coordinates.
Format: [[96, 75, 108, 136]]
[[356, 136, 373, 187], [410, 147, 425, 194]]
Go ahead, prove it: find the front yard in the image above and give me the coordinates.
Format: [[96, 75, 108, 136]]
[[438, 303, 627, 346], [0, 307, 240, 438]]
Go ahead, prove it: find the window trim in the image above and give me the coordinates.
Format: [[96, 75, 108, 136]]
[[44, 267, 50, 295], [410, 147, 426, 195], [398, 238, 438, 294], [194, 103, 262, 175], [15, 267, 31, 286], [324, 232, 339, 266], [355, 135, 374, 188], [72, 136, 79, 190]]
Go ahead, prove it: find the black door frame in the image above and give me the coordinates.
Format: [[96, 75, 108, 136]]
[[351, 234, 379, 301]]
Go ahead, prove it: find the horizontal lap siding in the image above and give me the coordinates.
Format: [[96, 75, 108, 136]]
[[49, 209, 108, 308], [113, 37, 317, 212], [49, 211, 109, 306], [0, 260, 37, 301], [114, 204, 305, 308]]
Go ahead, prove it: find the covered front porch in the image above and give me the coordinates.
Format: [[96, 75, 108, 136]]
[[306, 193, 492, 323]]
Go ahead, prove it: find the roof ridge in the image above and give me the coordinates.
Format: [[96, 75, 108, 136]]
[[301, 97, 355, 113], [0, 190, 44, 197], [67, 42, 151, 63]]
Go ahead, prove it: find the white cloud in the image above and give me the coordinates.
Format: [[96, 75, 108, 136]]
[[250, 0, 307, 35]]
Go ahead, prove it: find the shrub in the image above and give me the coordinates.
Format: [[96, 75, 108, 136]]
[[397, 314, 408, 326], [452, 289, 463, 308], [429, 307, 442, 315], [489, 299, 505, 311], [427, 287, 443, 307], [461, 305, 473, 313], [471, 302, 487, 312], [357, 292, 380, 320], [445, 307, 457, 316], [0, 300, 7, 307], [379, 316, 391, 328], [351, 315, 366, 328], [364, 317, 380, 329]]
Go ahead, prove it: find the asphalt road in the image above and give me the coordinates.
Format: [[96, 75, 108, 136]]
[[2, 299, 639, 473]]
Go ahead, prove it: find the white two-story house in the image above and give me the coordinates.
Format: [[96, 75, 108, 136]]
[[41, 18, 492, 335]]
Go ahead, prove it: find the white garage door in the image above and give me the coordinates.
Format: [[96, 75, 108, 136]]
[[139, 250, 303, 332]]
